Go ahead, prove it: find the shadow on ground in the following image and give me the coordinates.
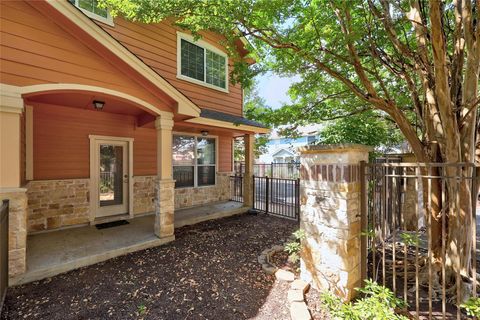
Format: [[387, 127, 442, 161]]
[[1, 214, 298, 320]]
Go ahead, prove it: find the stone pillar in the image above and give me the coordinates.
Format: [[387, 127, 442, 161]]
[[298, 144, 371, 301], [154, 111, 175, 240], [0, 87, 28, 278], [243, 133, 254, 207]]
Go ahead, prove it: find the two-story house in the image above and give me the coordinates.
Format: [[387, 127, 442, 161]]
[[257, 125, 320, 164], [0, 0, 267, 284]]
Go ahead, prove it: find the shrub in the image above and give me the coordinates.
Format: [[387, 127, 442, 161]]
[[320, 279, 408, 320], [284, 229, 306, 263], [460, 297, 480, 318]]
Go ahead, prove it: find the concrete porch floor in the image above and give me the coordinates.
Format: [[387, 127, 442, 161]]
[[11, 201, 247, 286]]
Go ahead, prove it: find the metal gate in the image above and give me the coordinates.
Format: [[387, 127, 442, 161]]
[[229, 175, 243, 203], [253, 176, 300, 220], [0, 200, 9, 313]]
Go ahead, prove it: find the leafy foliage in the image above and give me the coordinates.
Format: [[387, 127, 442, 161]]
[[284, 229, 305, 263], [234, 80, 270, 160], [321, 280, 408, 320], [317, 110, 404, 149], [460, 297, 480, 317]]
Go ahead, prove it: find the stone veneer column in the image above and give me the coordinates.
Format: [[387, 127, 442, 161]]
[[298, 144, 371, 301], [154, 112, 175, 240], [0, 86, 28, 277], [243, 134, 255, 207]]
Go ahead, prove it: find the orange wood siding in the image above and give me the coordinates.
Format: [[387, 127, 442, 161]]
[[33, 104, 233, 180], [0, 1, 169, 111], [218, 134, 233, 172], [100, 18, 243, 116], [32, 103, 157, 179]]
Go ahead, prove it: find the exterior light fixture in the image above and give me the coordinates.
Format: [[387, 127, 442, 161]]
[[201, 130, 209, 136], [93, 100, 105, 111]]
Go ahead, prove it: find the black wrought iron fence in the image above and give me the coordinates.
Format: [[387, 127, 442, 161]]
[[253, 176, 299, 220], [360, 162, 479, 319], [0, 200, 9, 313], [230, 175, 243, 203], [234, 162, 301, 179]]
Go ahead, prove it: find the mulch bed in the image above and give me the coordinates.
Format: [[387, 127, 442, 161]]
[[270, 250, 299, 276], [1, 213, 298, 320]]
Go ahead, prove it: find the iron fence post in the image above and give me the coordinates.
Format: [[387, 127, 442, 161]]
[[265, 176, 270, 214], [471, 165, 478, 298], [252, 175, 255, 209], [359, 160, 367, 286], [296, 178, 300, 220]]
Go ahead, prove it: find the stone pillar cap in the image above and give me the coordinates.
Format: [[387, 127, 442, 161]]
[[298, 143, 373, 154]]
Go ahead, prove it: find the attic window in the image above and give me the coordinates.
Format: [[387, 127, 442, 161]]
[[177, 33, 228, 93], [71, 0, 114, 26]]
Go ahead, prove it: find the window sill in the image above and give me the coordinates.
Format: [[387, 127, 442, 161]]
[[176, 74, 229, 94], [175, 184, 217, 190]]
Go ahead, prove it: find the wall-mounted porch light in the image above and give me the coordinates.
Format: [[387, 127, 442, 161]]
[[93, 100, 105, 111], [201, 130, 209, 136]]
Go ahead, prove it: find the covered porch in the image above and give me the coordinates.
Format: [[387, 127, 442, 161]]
[[10, 201, 246, 286], [0, 83, 263, 286]]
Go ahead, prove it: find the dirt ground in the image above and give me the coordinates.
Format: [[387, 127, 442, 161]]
[[1, 213, 320, 320]]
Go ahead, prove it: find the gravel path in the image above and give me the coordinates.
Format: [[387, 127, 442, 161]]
[[1, 213, 298, 320]]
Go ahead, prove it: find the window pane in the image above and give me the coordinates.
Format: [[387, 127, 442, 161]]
[[197, 138, 215, 165], [78, 0, 108, 18], [173, 135, 195, 166], [173, 166, 194, 188], [99, 145, 123, 206], [181, 39, 205, 82], [198, 166, 215, 186], [206, 50, 226, 89]]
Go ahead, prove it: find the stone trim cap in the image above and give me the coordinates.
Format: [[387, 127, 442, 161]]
[[298, 143, 373, 154]]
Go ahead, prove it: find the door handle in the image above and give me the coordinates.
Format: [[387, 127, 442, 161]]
[[123, 174, 129, 183]]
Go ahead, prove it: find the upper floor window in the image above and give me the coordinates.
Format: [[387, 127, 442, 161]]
[[71, 0, 114, 26], [177, 33, 228, 92]]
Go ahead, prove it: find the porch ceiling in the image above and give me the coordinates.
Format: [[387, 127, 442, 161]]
[[26, 92, 151, 117]]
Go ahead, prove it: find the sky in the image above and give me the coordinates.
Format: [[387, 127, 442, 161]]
[[255, 72, 299, 109]]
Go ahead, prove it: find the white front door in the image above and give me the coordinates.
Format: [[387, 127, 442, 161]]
[[92, 138, 130, 218]]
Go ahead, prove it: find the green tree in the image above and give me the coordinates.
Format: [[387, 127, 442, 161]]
[[317, 110, 403, 149], [235, 80, 269, 161], [100, 0, 480, 296]]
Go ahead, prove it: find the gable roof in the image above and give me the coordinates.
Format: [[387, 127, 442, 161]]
[[271, 148, 295, 157], [41, 0, 200, 117]]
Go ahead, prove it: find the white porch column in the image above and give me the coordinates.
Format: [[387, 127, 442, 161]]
[[0, 87, 28, 278], [154, 111, 175, 240], [243, 133, 254, 207]]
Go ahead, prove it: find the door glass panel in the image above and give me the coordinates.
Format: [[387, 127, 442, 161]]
[[99, 144, 123, 207]]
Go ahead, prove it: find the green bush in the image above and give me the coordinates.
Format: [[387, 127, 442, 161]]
[[460, 297, 480, 317], [284, 229, 306, 263], [320, 279, 408, 320]]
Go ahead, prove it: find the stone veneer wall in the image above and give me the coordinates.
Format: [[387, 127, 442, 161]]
[[133, 176, 156, 215], [154, 179, 175, 239], [299, 145, 370, 302], [174, 172, 232, 209], [0, 190, 27, 277], [27, 179, 90, 232]]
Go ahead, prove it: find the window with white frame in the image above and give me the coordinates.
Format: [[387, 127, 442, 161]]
[[178, 34, 228, 91], [172, 135, 216, 188], [70, 0, 113, 25]]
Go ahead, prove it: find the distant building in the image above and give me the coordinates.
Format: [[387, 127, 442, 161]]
[[257, 124, 321, 164]]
